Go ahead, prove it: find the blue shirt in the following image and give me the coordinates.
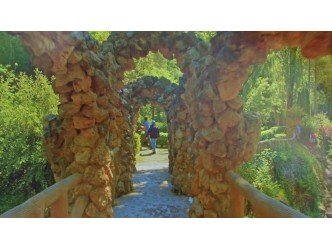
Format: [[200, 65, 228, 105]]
[[144, 121, 150, 132]]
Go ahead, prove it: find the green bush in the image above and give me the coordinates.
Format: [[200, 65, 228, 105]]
[[0, 66, 58, 214], [240, 143, 325, 217], [156, 121, 168, 133], [134, 132, 141, 154], [273, 143, 324, 217], [302, 113, 331, 151], [274, 133, 287, 139], [239, 149, 287, 202], [302, 114, 331, 133], [158, 132, 168, 148], [261, 129, 275, 140], [139, 131, 168, 148], [328, 140, 332, 160], [260, 126, 286, 141]]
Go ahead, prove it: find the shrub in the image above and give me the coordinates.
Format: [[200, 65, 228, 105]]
[[273, 143, 324, 217], [239, 149, 287, 202], [0, 66, 58, 213], [240, 143, 325, 217], [134, 132, 141, 154], [302, 113, 331, 151], [274, 133, 287, 139], [158, 132, 168, 148], [156, 121, 168, 133], [318, 124, 332, 152], [302, 113, 331, 133], [328, 140, 332, 160], [261, 129, 275, 140], [260, 126, 286, 141]]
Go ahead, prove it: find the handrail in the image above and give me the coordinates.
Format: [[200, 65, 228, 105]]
[[0, 173, 83, 218], [225, 170, 307, 218]]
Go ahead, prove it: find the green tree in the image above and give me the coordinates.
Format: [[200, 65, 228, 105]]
[[0, 66, 59, 213], [244, 77, 284, 126], [0, 32, 33, 73]]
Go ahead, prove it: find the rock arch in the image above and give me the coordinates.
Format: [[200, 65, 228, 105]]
[[121, 76, 199, 196], [11, 31, 332, 217], [122, 76, 178, 124]]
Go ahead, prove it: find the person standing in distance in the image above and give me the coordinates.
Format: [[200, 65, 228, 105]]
[[143, 116, 150, 146], [146, 120, 160, 154]]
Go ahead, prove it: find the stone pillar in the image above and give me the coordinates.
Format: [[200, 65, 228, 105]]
[[18, 32, 115, 217]]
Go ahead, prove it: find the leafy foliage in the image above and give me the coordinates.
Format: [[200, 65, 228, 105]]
[[134, 133, 141, 155], [194, 32, 217, 42], [240, 143, 325, 217], [0, 32, 33, 74], [273, 143, 324, 217], [302, 113, 331, 133], [0, 66, 59, 213], [138, 104, 167, 125], [260, 126, 286, 141], [155, 122, 168, 133], [244, 77, 285, 126], [89, 31, 111, 44], [328, 140, 332, 160], [243, 47, 332, 126], [239, 149, 286, 201], [315, 55, 332, 100], [158, 132, 168, 148], [124, 51, 183, 84]]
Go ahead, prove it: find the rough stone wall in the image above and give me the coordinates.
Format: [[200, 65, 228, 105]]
[[168, 84, 195, 195], [101, 32, 198, 89], [14, 31, 331, 218], [15, 32, 123, 217], [187, 31, 332, 217]]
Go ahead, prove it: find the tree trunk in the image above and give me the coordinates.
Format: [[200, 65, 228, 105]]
[[308, 59, 311, 117], [286, 47, 297, 110], [313, 60, 318, 115]]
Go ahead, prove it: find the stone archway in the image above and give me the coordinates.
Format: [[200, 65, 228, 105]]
[[120, 76, 179, 177], [12, 31, 332, 218], [122, 76, 179, 128]]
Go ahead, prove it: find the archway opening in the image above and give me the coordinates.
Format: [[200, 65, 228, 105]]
[[112, 74, 193, 217], [238, 47, 332, 217]]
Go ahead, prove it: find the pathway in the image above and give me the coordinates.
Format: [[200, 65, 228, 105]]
[[113, 147, 192, 218]]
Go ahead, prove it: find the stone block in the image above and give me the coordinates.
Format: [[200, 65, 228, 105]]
[[74, 146, 92, 165], [71, 91, 97, 105], [217, 108, 241, 131], [73, 115, 95, 129], [83, 166, 109, 187], [89, 186, 112, 211], [73, 76, 92, 92]]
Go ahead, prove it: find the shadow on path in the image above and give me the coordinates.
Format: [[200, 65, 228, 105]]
[[113, 148, 191, 218]]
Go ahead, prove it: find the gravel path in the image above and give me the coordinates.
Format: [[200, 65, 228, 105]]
[[113, 148, 191, 218]]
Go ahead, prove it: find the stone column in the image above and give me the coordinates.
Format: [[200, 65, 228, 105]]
[[18, 32, 115, 217]]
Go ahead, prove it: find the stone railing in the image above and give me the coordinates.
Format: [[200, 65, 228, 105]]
[[0, 174, 84, 218], [226, 170, 307, 218]]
